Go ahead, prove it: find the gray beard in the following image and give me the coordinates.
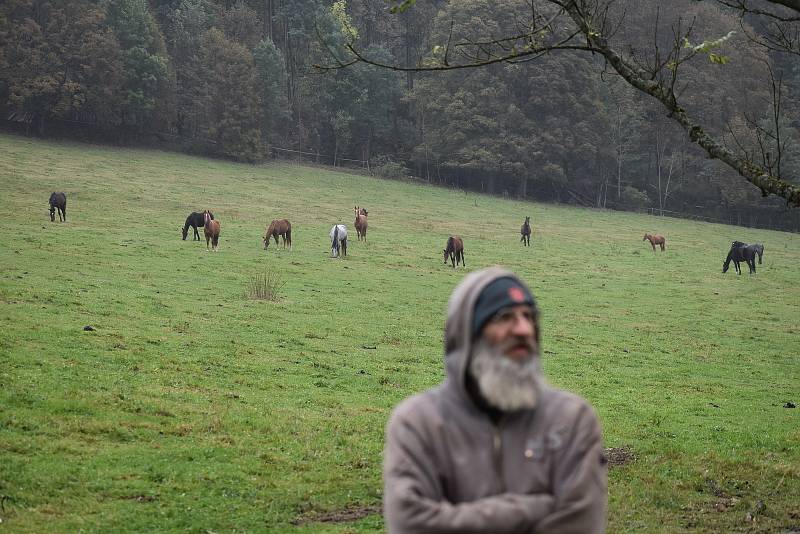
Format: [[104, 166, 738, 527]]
[[468, 338, 543, 412]]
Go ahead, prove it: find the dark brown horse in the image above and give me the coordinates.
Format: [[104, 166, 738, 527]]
[[443, 236, 465, 268], [263, 219, 292, 250], [203, 210, 220, 251], [354, 206, 368, 242], [49, 192, 66, 222], [643, 233, 666, 252], [520, 216, 531, 246]]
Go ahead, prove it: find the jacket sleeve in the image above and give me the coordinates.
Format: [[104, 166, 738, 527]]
[[383, 408, 554, 534], [534, 403, 608, 533]]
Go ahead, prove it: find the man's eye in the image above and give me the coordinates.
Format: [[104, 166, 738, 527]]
[[494, 313, 514, 323]]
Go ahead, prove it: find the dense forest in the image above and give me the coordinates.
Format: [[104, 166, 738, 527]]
[[2, 0, 799, 230]]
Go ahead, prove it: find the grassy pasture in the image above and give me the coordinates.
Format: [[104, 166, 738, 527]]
[[0, 133, 798, 533]]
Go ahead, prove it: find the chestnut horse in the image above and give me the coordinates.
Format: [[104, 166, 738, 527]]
[[354, 206, 368, 242], [643, 233, 666, 252], [443, 236, 465, 268], [520, 216, 531, 246], [203, 210, 220, 251], [49, 192, 66, 222], [263, 219, 292, 250]]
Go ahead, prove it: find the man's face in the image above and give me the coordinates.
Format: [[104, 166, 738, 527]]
[[480, 304, 536, 361]]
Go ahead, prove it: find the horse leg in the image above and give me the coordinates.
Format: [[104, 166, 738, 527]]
[[194, 226, 200, 240]]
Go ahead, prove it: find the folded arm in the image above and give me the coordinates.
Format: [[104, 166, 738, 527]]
[[383, 410, 554, 534]]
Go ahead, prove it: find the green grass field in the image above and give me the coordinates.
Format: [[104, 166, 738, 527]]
[[0, 133, 798, 532]]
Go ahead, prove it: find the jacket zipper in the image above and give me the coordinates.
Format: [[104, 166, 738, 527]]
[[492, 423, 505, 493]]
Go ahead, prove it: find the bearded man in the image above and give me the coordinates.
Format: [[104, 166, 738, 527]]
[[383, 267, 608, 533]]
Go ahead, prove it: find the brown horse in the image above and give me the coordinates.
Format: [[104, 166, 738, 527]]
[[443, 236, 465, 268], [520, 216, 531, 246], [643, 233, 665, 252], [263, 219, 292, 250], [354, 206, 368, 242], [204, 210, 220, 251]]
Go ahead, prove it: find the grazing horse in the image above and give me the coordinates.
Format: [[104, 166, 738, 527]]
[[520, 216, 531, 246], [723, 241, 757, 275], [643, 233, 666, 252], [443, 236, 465, 268], [354, 206, 368, 242], [263, 219, 292, 251], [182, 211, 214, 241], [49, 192, 66, 222], [203, 210, 220, 251], [330, 224, 348, 258]]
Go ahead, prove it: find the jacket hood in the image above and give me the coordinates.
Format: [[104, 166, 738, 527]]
[[443, 267, 541, 402]]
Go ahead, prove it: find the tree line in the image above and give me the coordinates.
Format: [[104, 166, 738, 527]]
[[2, 0, 798, 230]]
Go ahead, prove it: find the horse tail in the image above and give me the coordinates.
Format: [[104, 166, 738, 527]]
[[286, 223, 292, 248], [332, 225, 339, 256]]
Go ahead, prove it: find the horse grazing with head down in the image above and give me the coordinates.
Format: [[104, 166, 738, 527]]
[[330, 224, 348, 258], [354, 206, 368, 242], [723, 241, 757, 275], [182, 211, 213, 240], [643, 233, 666, 252], [203, 210, 220, 251], [49, 192, 66, 222], [520, 216, 531, 246], [443, 236, 465, 268], [263, 219, 292, 251]]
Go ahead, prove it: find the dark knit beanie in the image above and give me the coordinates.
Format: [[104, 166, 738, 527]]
[[472, 277, 536, 336]]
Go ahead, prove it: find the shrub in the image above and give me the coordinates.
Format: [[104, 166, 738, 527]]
[[245, 269, 285, 301], [372, 156, 410, 180], [620, 186, 651, 209]]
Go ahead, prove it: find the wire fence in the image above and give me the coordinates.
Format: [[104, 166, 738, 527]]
[[4, 116, 797, 232]]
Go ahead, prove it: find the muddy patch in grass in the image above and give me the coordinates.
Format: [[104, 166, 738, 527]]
[[605, 446, 636, 467], [291, 504, 382, 525]]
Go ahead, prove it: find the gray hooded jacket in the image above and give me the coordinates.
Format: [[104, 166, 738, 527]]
[[383, 267, 608, 533]]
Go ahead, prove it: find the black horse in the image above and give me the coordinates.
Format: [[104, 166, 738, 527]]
[[520, 216, 531, 246], [49, 192, 66, 222], [723, 241, 757, 275], [182, 211, 214, 241]]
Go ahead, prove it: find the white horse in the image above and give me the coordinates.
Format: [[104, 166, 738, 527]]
[[330, 224, 348, 258]]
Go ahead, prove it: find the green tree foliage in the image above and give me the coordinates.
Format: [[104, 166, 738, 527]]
[[197, 28, 262, 161], [164, 0, 213, 137], [106, 0, 171, 129], [0, 0, 124, 134], [253, 38, 290, 145], [2, 0, 797, 224]]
